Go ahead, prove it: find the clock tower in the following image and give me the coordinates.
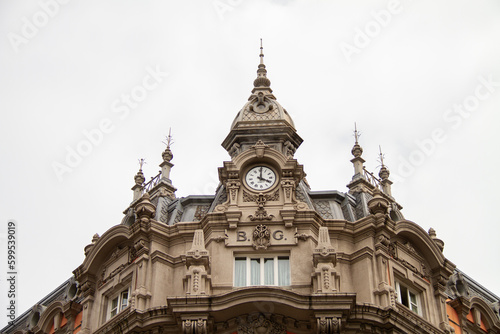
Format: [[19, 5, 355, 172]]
[[216, 42, 308, 231]]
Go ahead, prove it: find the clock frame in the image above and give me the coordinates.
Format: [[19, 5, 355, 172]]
[[244, 165, 277, 191]]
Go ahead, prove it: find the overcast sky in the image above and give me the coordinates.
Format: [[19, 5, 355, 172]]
[[1, 0, 500, 328]]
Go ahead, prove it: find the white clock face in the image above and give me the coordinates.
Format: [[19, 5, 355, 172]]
[[245, 166, 277, 191]]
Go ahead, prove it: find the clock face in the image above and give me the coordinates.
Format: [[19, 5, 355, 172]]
[[245, 166, 277, 191]]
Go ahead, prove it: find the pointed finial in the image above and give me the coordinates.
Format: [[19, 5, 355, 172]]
[[162, 129, 174, 162], [253, 39, 271, 88], [260, 38, 264, 65], [378, 145, 385, 167], [354, 122, 360, 144], [162, 128, 174, 149], [138, 158, 146, 171], [351, 123, 363, 158], [378, 147, 390, 181], [134, 159, 146, 186]]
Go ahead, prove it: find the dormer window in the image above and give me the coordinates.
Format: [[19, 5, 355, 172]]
[[396, 281, 422, 316], [107, 288, 130, 320]]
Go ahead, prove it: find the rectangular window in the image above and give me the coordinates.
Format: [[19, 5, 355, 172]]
[[234, 256, 290, 287], [107, 288, 130, 320], [396, 281, 421, 315]]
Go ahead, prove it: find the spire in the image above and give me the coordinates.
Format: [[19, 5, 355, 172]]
[[378, 146, 393, 197], [350, 123, 365, 176], [160, 129, 174, 183], [132, 158, 146, 201], [251, 39, 273, 98], [162, 128, 173, 163]]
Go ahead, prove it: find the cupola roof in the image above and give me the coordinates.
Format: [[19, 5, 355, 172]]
[[222, 41, 302, 158]]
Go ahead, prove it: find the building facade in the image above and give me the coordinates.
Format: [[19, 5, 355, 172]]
[[3, 47, 500, 334]]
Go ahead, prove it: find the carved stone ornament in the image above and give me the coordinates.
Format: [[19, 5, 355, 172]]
[[253, 224, 271, 250], [243, 189, 279, 202], [134, 193, 156, 222], [249, 193, 274, 221], [367, 188, 389, 215], [186, 230, 210, 267], [227, 180, 241, 203], [313, 227, 336, 267], [248, 92, 274, 113], [249, 207, 274, 221], [182, 318, 207, 334], [252, 140, 270, 158], [316, 316, 341, 334], [237, 314, 286, 334], [283, 140, 296, 159]]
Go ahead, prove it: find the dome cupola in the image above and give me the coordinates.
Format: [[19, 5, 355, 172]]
[[222, 41, 302, 159]]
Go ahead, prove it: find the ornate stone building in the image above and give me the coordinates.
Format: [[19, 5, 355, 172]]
[[3, 47, 500, 334]]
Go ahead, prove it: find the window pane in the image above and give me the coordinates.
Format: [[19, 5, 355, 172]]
[[264, 258, 274, 285], [251, 258, 261, 285], [120, 291, 129, 310], [400, 285, 409, 307], [278, 257, 290, 286], [110, 297, 118, 317], [234, 258, 247, 287], [409, 292, 419, 313]]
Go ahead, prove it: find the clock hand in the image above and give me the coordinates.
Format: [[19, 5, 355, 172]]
[[257, 177, 272, 183], [259, 167, 263, 179]]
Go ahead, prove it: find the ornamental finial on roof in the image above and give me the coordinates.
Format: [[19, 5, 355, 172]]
[[377, 145, 393, 196], [378, 145, 390, 181], [253, 39, 271, 88], [162, 128, 174, 162], [134, 158, 146, 186], [351, 122, 363, 158]]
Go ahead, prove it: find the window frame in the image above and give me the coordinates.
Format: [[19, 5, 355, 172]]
[[234, 255, 290, 287], [396, 280, 422, 316], [106, 287, 130, 320]]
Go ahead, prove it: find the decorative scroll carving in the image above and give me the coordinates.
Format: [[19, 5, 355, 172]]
[[79, 280, 96, 298], [212, 233, 228, 243], [243, 189, 279, 202], [252, 140, 270, 158], [252, 224, 271, 250], [249, 194, 274, 221], [228, 142, 241, 158], [237, 314, 286, 334], [182, 318, 207, 334], [227, 180, 241, 204], [316, 316, 341, 334], [249, 207, 274, 221], [281, 179, 294, 203], [243, 190, 255, 202], [295, 232, 311, 242], [284, 140, 296, 158]]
